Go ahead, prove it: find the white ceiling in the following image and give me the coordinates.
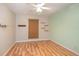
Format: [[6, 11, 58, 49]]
[[5, 3, 69, 18]]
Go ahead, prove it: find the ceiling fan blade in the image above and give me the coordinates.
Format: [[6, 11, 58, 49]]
[[32, 4, 37, 7], [38, 3, 45, 7], [32, 3, 45, 7], [41, 7, 51, 10]]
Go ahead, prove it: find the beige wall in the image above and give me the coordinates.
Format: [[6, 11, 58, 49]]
[[16, 15, 28, 41], [0, 4, 16, 55], [16, 15, 49, 41], [39, 19, 49, 39]]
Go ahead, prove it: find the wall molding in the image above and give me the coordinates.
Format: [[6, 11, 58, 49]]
[[51, 40, 79, 56], [3, 42, 16, 56]]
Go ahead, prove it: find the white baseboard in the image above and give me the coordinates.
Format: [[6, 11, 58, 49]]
[[3, 42, 16, 56], [51, 40, 79, 56], [16, 39, 50, 42]]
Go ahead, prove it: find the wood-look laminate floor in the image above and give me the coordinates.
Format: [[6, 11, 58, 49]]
[[6, 40, 77, 56]]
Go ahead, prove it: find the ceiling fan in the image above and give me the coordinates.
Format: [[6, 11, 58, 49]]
[[32, 3, 51, 12]]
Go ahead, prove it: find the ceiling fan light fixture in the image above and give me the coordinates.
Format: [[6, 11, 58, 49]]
[[32, 3, 50, 13], [36, 8, 42, 12]]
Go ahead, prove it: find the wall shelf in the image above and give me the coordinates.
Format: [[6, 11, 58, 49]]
[[18, 25, 26, 27]]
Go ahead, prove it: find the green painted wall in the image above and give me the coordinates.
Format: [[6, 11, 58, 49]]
[[49, 4, 79, 53]]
